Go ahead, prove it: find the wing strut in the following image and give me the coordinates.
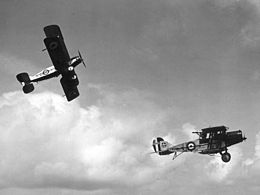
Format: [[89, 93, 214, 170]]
[[172, 151, 184, 160]]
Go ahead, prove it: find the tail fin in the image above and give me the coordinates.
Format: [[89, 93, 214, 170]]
[[152, 137, 171, 155]]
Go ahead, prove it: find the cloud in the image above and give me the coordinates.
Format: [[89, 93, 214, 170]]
[[205, 146, 243, 182], [0, 88, 174, 190], [182, 123, 197, 140], [213, 0, 241, 8], [0, 90, 252, 194], [223, 0, 260, 48], [0, 53, 38, 75], [254, 131, 260, 158], [242, 130, 260, 175]]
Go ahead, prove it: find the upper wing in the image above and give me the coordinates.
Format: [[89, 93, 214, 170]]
[[44, 25, 80, 102], [43, 25, 70, 72], [44, 25, 64, 39]]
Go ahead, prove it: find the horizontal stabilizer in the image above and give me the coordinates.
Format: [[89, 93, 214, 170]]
[[152, 137, 172, 155]]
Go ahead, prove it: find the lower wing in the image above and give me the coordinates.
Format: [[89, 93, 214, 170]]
[[60, 76, 79, 102]]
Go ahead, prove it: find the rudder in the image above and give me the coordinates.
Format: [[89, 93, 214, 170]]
[[152, 137, 171, 155]]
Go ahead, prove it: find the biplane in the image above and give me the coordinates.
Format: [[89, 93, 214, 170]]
[[152, 126, 246, 163], [16, 25, 86, 101]]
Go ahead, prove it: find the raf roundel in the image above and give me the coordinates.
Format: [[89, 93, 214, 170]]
[[49, 41, 58, 50], [43, 69, 49, 75], [186, 141, 196, 151]]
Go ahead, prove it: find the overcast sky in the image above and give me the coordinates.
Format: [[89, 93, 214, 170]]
[[0, 0, 260, 194]]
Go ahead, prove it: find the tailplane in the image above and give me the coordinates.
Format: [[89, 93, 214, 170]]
[[152, 137, 171, 155], [16, 72, 34, 94]]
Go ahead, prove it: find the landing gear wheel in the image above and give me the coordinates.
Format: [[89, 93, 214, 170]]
[[16, 72, 30, 83], [186, 141, 196, 151], [221, 152, 231, 163], [22, 83, 34, 94]]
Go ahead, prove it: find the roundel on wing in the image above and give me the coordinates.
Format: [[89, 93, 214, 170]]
[[49, 41, 58, 50]]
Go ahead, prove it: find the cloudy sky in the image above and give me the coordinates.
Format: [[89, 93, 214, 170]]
[[0, 0, 260, 194]]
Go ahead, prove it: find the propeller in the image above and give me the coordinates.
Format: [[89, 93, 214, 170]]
[[78, 50, 86, 68], [243, 134, 247, 141]]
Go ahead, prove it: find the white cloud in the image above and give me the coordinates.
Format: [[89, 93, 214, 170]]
[[255, 131, 260, 158], [243, 131, 260, 174], [182, 123, 197, 140], [0, 53, 38, 75], [0, 88, 174, 190], [208, 0, 260, 49], [206, 146, 242, 182]]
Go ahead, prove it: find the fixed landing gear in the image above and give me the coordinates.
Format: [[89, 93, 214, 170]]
[[172, 151, 184, 160], [220, 150, 231, 163]]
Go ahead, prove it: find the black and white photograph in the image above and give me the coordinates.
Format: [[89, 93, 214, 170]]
[[0, 0, 258, 194]]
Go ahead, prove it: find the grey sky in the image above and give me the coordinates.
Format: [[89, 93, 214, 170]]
[[0, 0, 260, 194]]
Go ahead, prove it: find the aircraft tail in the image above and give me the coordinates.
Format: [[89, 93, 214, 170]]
[[16, 72, 31, 84], [16, 72, 34, 94], [152, 137, 171, 155]]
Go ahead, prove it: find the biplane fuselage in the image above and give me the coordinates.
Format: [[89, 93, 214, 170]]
[[153, 126, 246, 163], [197, 127, 245, 154], [29, 56, 82, 83]]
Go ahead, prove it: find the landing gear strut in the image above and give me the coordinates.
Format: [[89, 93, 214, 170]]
[[172, 151, 184, 160]]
